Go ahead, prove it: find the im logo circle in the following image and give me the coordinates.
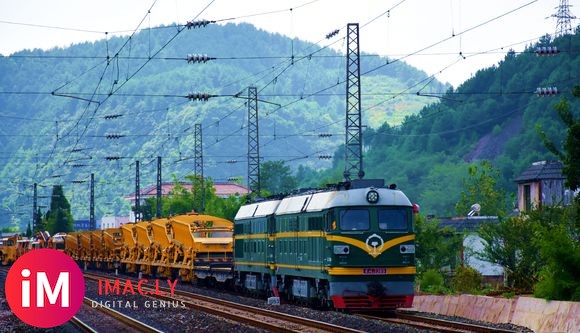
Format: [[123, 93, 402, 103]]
[[4, 248, 85, 328]]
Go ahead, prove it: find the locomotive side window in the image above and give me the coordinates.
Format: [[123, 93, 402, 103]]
[[378, 208, 409, 231], [339, 209, 369, 231]]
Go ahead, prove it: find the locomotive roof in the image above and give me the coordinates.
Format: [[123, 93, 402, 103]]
[[235, 199, 281, 220], [235, 187, 412, 220]]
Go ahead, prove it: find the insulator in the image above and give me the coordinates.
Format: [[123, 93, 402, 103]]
[[325, 29, 339, 39], [185, 19, 215, 29], [105, 134, 125, 139], [187, 54, 214, 63], [536, 86, 559, 96], [105, 156, 121, 161], [104, 114, 122, 120], [318, 133, 332, 137], [226, 160, 237, 164], [187, 92, 211, 101], [318, 155, 332, 159], [535, 46, 559, 56]]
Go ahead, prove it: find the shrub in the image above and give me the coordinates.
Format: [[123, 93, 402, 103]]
[[452, 266, 483, 293], [420, 269, 448, 294]]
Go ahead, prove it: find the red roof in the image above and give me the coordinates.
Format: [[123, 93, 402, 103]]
[[125, 182, 249, 201]]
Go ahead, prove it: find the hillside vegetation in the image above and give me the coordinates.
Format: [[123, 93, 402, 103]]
[[303, 30, 579, 216], [0, 23, 445, 229]]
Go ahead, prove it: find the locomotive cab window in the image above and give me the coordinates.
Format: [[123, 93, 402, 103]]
[[339, 209, 369, 231], [378, 207, 409, 231]]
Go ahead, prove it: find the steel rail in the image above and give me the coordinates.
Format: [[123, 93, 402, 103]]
[[84, 272, 363, 333]]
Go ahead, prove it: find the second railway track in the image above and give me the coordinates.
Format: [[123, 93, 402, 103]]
[[361, 311, 521, 333], [84, 272, 364, 333], [73, 297, 163, 333]]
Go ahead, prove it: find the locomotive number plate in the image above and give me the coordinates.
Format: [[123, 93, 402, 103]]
[[363, 268, 387, 275]]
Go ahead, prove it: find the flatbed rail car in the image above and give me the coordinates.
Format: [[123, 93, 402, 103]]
[[234, 179, 417, 310]]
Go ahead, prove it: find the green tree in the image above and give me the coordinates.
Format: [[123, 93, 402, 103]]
[[531, 204, 580, 301], [455, 160, 509, 217], [142, 176, 244, 222], [205, 193, 245, 222], [25, 222, 32, 237], [33, 207, 45, 233], [477, 216, 541, 291], [260, 160, 298, 195], [44, 185, 74, 233], [415, 215, 463, 274]]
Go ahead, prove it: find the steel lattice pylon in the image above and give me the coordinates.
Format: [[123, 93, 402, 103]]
[[247, 86, 260, 193], [33, 183, 37, 231], [194, 124, 203, 179], [344, 23, 364, 181], [194, 124, 205, 211], [552, 0, 576, 37], [90, 173, 95, 230], [156, 156, 162, 218], [135, 160, 140, 222]]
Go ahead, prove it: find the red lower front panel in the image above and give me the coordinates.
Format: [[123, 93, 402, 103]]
[[331, 294, 413, 310]]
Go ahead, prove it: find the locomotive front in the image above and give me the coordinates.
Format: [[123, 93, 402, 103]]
[[321, 185, 416, 309]]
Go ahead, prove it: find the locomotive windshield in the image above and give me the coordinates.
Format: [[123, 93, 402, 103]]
[[339, 209, 370, 230], [378, 207, 410, 231]]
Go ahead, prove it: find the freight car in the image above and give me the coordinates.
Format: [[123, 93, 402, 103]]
[[64, 212, 234, 283], [234, 179, 417, 310]]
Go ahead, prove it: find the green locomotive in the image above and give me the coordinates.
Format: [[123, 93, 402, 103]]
[[234, 179, 417, 310]]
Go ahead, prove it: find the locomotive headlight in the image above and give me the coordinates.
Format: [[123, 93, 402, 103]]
[[334, 245, 350, 255], [366, 190, 379, 204], [400, 245, 415, 254]]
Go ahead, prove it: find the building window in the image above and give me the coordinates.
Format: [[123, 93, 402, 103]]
[[524, 184, 531, 212]]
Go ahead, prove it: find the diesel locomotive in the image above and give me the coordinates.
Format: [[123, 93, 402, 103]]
[[234, 179, 417, 310]]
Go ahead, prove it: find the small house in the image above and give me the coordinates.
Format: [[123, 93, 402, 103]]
[[514, 161, 571, 213]]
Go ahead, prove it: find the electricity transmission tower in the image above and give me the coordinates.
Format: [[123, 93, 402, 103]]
[[194, 124, 205, 211], [247, 86, 260, 193], [552, 0, 576, 36], [344, 23, 364, 181]]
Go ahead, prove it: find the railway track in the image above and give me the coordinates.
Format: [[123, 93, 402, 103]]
[[361, 311, 520, 333], [0, 265, 160, 332], [69, 316, 98, 333], [84, 272, 363, 333], [74, 297, 163, 333]]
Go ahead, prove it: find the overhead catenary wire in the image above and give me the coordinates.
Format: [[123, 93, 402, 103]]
[[0, 0, 565, 206]]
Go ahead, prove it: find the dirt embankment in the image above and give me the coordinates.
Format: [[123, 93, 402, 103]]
[[463, 114, 523, 162]]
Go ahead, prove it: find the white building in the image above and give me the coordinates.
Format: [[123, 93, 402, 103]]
[[100, 216, 130, 230]]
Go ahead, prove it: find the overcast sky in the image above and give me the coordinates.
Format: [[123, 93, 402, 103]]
[[0, 0, 577, 87]]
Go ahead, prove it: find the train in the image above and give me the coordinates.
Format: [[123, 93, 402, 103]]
[[0, 179, 417, 310]]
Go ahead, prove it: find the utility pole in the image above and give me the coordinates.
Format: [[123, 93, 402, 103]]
[[90, 173, 95, 230], [156, 156, 162, 218], [247, 86, 260, 193], [552, 0, 576, 37], [344, 23, 364, 181], [194, 124, 205, 211], [135, 160, 141, 222], [33, 183, 37, 232]]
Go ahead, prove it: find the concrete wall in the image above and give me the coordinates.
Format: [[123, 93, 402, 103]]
[[413, 295, 578, 333]]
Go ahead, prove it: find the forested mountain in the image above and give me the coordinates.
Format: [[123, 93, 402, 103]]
[[0, 22, 446, 230], [307, 29, 579, 216]]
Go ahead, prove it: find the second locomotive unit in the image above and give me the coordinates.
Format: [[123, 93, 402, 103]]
[[234, 179, 417, 310]]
